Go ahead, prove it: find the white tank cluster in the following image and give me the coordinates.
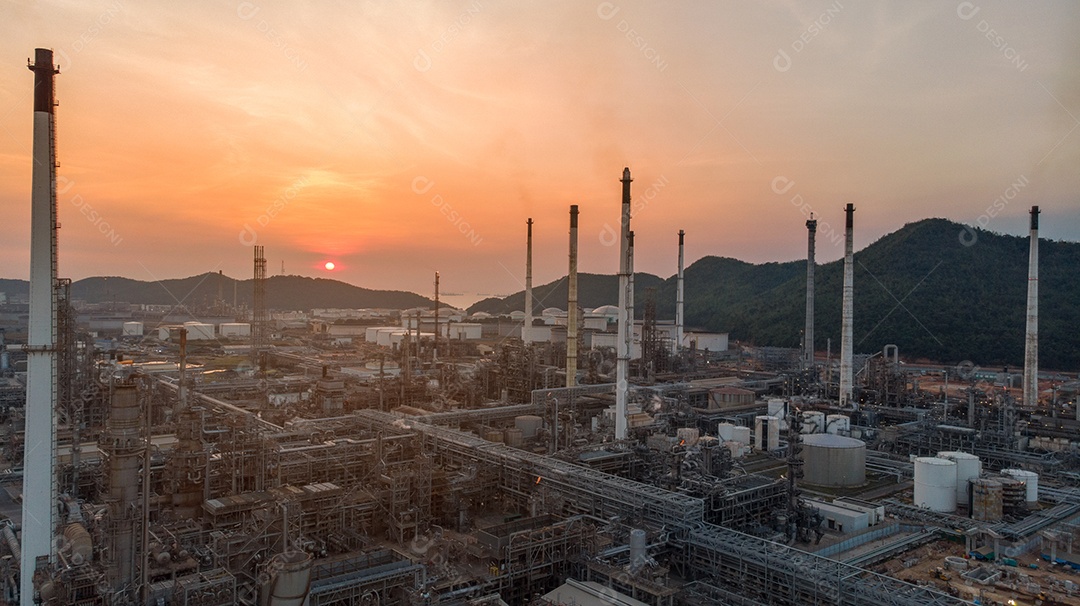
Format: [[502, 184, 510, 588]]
[[913, 457, 958, 513], [937, 451, 982, 506]]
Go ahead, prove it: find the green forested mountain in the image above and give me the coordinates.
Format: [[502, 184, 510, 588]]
[[468, 272, 665, 315], [472, 219, 1080, 370]]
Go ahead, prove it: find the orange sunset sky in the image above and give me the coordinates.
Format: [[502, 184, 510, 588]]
[[1, 1, 1078, 306]]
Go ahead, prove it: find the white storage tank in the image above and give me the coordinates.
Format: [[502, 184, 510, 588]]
[[183, 322, 215, 340], [219, 322, 251, 338], [801, 411, 826, 434], [767, 398, 787, 418], [754, 416, 780, 451], [801, 434, 866, 487], [826, 415, 850, 435], [122, 321, 143, 337], [938, 451, 982, 505], [732, 425, 751, 445], [914, 457, 958, 513], [1001, 469, 1039, 505], [717, 422, 735, 441]]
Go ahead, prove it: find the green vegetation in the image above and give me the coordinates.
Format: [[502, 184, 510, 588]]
[[473, 219, 1080, 370]]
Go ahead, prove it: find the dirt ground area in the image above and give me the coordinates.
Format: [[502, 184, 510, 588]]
[[880, 540, 1080, 605]]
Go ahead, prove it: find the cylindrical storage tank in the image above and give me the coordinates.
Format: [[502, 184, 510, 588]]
[[938, 451, 982, 505], [913, 457, 957, 513], [754, 416, 769, 451], [484, 430, 504, 443], [717, 422, 735, 441], [826, 414, 850, 435], [970, 478, 1003, 522], [767, 417, 780, 451], [515, 415, 544, 439], [767, 398, 787, 417], [801, 434, 866, 487], [264, 550, 313, 606], [504, 428, 524, 448], [801, 411, 825, 434], [999, 477, 1026, 513], [63, 523, 93, 565], [1001, 469, 1038, 505], [732, 426, 751, 444], [676, 427, 700, 447]]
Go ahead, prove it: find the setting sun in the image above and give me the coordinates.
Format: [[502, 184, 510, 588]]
[[324, 261, 336, 271]]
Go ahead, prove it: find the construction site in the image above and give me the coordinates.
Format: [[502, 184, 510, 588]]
[[5, 47, 1080, 606]]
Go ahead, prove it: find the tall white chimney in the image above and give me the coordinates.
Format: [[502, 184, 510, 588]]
[[567, 205, 579, 387], [1023, 206, 1039, 410], [675, 230, 685, 354], [805, 217, 817, 368], [839, 203, 855, 408], [616, 168, 632, 439], [23, 48, 60, 602], [524, 218, 533, 345]]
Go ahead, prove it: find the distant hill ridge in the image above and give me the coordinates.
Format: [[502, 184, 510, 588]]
[[0, 274, 434, 311], [2, 219, 1077, 368], [468, 218, 1080, 370]]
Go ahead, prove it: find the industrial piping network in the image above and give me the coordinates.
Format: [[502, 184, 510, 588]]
[[355, 408, 971, 606]]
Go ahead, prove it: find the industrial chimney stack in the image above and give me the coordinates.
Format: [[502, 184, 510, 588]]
[[839, 204, 855, 408], [23, 48, 60, 603], [524, 218, 534, 345], [675, 230, 685, 354], [1023, 206, 1039, 410], [616, 168, 633, 440], [805, 216, 817, 369], [567, 205, 579, 387]]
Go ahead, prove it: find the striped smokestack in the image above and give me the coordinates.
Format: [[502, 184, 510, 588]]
[[805, 216, 817, 368], [567, 205, 579, 387], [23, 48, 60, 602], [839, 204, 855, 408], [616, 167, 632, 439], [524, 218, 533, 345], [1023, 206, 1039, 410]]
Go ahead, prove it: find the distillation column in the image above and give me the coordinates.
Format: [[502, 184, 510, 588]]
[[616, 168, 633, 439], [22, 48, 60, 604], [1023, 206, 1039, 410], [567, 205, 579, 387], [103, 383, 142, 591], [839, 203, 855, 408]]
